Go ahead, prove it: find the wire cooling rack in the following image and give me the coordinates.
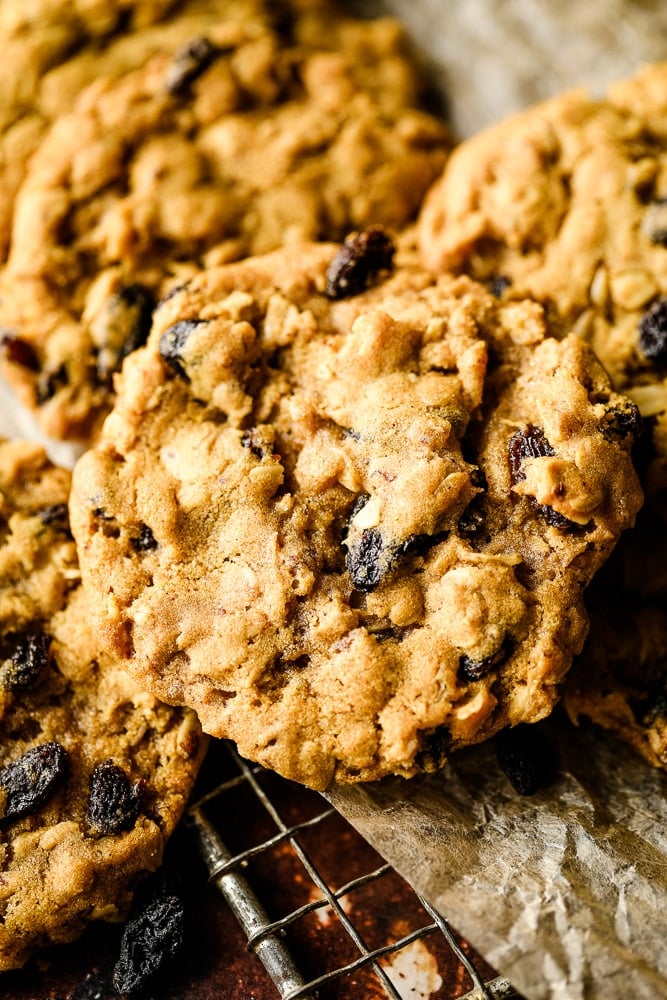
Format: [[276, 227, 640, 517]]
[[186, 740, 523, 1000]]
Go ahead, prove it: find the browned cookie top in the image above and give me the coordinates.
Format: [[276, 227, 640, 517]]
[[69, 238, 641, 790], [418, 63, 667, 506], [0, 437, 206, 970], [0, 7, 449, 441]]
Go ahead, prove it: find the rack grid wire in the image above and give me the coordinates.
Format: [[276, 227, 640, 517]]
[[186, 740, 523, 1000]]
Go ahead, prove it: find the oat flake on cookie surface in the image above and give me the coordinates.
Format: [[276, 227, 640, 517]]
[[69, 237, 642, 790], [0, 437, 206, 970], [0, 1, 449, 442]]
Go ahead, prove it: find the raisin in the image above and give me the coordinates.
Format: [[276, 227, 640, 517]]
[[158, 319, 205, 379], [639, 298, 667, 364], [599, 399, 642, 442], [493, 724, 557, 796], [508, 424, 555, 484], [398, 530, 448, 558], [112, 894, 185, 994], [630, 676, 667, 728], [345, 527, 389, 592], [87, 761, 142, 835], [325, 227, 396, 299], [458, 638, 511, 682], [1, 334, 40, 370], [1, 629, 51, 691], [457, 500, 485, 538], [0, 742, 68, 822], [130, 524, 158, 553], [38, 502, 70, 531], [165, 36, 219, 95], [488, 275, 511, 298], [36, 364, 68, 404], [241, 427, 270, 460], [646, 197, 667, 247], [415, 727, 451, 771], [508, 425, 584, 531], [96, 283, 155, 380]]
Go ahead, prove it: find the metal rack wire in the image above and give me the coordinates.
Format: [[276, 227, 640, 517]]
[[186, 741, 522, 1000]]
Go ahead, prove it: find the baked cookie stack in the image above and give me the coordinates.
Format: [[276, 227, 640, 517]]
[[0, 0, 659, 975]]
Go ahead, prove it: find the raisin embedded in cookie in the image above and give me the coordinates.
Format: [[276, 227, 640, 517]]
[[0, 10, 449, 442], [0, 438, 206, 971], [68, 239, 642, 790], [417, 63, 667, 490]]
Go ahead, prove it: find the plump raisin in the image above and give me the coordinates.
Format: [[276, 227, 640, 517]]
[[96, 283, 155, 379], [508, 424, 555, 483], [325, 227, 396, 299], [508, 425, 584, 531], [165, 36, 219, 95], [639, 298, 667, 364], [1, 629, 51, 691], [112, 894, 185, 994], [345, 527, 389, 592], [130, 524, 158, 554], [87, 761, 142, 835], [1, 334, 40, 370], [599, 399, 642, 442], [0, 742, 68, 822], [398, 530, 448, 558], [493, 724, 557, 796], [158, 319, 205, 379], [458, 639, 511, 682], [38, 503, 70, 531]]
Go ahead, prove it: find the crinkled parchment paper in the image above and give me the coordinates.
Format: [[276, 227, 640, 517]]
[[2, 2, 667, 996]]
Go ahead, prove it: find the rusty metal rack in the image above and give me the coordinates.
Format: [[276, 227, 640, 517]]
[[186, 741, 522, 1000]]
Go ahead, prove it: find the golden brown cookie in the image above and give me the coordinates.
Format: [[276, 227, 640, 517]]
[[0, 437, 206, 970], [0, 6, 449, 441], [68, 237, 642, 790]]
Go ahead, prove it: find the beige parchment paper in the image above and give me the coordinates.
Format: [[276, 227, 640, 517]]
[[2, 2, 667, 996]]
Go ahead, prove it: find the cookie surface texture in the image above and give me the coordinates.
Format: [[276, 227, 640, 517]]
[[0, 6, 449, 441], [69, 240, 642, 790], [0, 438, 206, 970]]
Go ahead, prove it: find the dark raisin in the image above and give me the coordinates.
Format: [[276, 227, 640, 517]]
[[646, 197, 667, 247], [112, 894, 185, 994], [415, 727, 451, 771], [630, 677, 667, 728], [165, 36, 219, 95], [493, 724, 557, 796], [1, 629, 51, 691], [639, 297, 667, 364], [488, 275, 511, 298], [325, 226, 396, 300], [241, 427, 268, 460], [345, 527, 389, 592], [457, 503, 485, 538], [599, 399, 642, 442], [130, 524, 158, 554], [507, 425, 585, 531], [0, 742, 68, 822], [508, 424, 555, 484], [1, 334, 40, 370], [458, 638, 512, 682], [36, 364, 68, 404], [158, 319, 206, 379], [87, 761, 142, 835], [38, 502, 71, 531], [96, 283, 155, 379], [398, 530, 448, 558]]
